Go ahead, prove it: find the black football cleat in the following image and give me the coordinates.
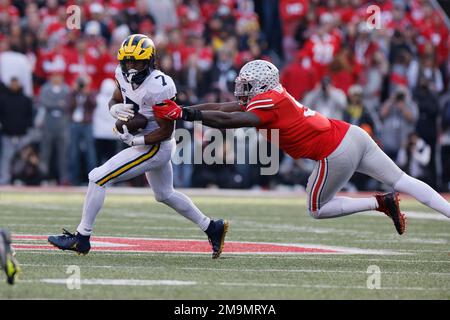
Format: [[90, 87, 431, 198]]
[[48, 229, 91, 255], [205, 219, 229, 259], [0, 229, 21, 285], [375, 192, 407, 235]]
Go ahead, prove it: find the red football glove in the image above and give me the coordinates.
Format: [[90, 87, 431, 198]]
[[152, 99, 183, 120]]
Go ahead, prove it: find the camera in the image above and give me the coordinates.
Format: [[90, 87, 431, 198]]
[[395, 91, 405, 101]]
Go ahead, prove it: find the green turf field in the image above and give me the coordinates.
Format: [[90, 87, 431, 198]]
[[0, 190, 449, 299]]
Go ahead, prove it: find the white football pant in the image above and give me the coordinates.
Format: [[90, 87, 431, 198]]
[[306, 125, 450, 219], [77, 139, 211, 235]]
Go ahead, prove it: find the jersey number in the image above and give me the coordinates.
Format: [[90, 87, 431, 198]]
[[125, 96, 140, 113], [155, 75, 167, 86]]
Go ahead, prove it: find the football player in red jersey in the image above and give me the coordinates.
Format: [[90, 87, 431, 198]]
[[152, 60, 450, 234]]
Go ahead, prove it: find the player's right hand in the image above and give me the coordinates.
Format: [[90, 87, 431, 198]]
[[110, 103, 135, 121], [152, 99, 183, 121]]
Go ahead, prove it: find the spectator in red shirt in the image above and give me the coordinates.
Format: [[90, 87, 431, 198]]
[[281, 51, 318, 101], [329, 47, 359, 95], [302, 23, 341, 81], [63, 37, 99, 90]]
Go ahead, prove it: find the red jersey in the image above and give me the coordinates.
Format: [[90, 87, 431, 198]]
[[303, 33, 341, 80], [244, 87, 350, 161]]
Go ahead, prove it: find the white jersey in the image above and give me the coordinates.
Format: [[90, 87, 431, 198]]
[[115, 65, 177, 137]]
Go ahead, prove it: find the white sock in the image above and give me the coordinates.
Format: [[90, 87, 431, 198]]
[[77, 182, 106, 235], [313, 196, 378, 219], [394, 173, 450, 218], [160, 191, 211, 231]]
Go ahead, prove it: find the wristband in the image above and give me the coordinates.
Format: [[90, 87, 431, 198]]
[[181, 108, 203, 121], [131, 136, 145, 146]]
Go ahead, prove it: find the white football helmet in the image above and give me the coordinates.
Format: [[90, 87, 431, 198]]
[[234, 60, 280, 106]]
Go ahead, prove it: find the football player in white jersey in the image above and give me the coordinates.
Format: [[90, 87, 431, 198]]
[[48, 34, 228, 259]]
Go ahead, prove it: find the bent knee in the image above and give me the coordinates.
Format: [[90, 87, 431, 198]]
[[308, 209, 325, 219], [88, 167, 109, 187], [88, 167, 101, 183], [306, 203, 326, 219], [306, 198, 323, 219], [154, 190, 173, 203]]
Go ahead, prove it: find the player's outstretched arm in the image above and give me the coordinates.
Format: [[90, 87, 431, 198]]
[[188, 101, 241, 113], [153, 100, 260, 128], [192, 110, 260, 128]]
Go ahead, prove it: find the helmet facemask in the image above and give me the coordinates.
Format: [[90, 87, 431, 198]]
[[234, 77, 258, 106], [120, 58, 151, 88]]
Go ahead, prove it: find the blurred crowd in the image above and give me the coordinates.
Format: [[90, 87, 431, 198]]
[[0, 0, 450, 191]]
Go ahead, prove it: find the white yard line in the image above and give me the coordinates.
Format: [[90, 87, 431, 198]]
[[40, 279, 197, 286], [19, 264, 450, 277]]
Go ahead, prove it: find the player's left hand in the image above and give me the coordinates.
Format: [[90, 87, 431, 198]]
[[152, 99, 183, 120], [114, 125, 145, 146]]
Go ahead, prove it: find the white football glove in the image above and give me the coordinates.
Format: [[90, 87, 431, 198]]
[[110, 103, 135, 121], [114, 125, 145, 147]]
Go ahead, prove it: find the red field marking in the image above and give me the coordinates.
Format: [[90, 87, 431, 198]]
[[12, 235, 339, 254]]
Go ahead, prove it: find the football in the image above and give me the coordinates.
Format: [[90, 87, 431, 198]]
[[115, 113, 148, 135]]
